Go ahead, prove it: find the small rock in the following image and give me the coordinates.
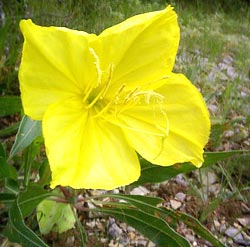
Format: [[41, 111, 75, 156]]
[[66, 236, 75, 245], [195, 170, 217, 185], [109, 189, 119, 194], [127, 226, 135, 232], [128, 231, 136, 240], [225, 227, 244, 243], [86, 220, 95, 228], [242, 231, 250, 242], [213, 219, 221, 230], [100, 238, 107, 244], [175, 174, 188, 187], [90, 190, 106, 196], [224, 130, 235, 138], [109, 240, 120, 247], [147, 242, 156, 247], [107, 218, 122, 239], [219, 223, 227, 233], [208, 104, 218, 114], [209, 183, 221, 195], [185, 234, 195, 242], [237, 216, 250, 227], [175, 192, 186, 202], [119, 234, 129, 246], [137, 239, 147, 246], [205, 171, 217, 184], [241, 202, 250, 213], [130, 186, 150, 195], [170, 199, 182, 210]]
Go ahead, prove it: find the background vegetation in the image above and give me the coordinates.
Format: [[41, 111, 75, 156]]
[[0, 0, 249, 246]]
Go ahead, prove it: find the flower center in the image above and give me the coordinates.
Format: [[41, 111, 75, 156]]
[[82, 48, 113, 113], [82, 48, 166, 122]]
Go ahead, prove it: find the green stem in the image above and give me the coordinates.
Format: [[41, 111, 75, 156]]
[[23, 145, 33, 187], [71, 205, 87, 247]]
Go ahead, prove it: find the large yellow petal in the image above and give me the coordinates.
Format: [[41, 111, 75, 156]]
[[98, 6, 180, 94], [19, 20, 98, 120], [118, 73, 210, 167], [154, 73, 210, 166], [42, 97, 140, 189], [106, 99, 169, 162]]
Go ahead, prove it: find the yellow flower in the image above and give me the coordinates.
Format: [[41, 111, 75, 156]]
[[19, 6, 210, 189]]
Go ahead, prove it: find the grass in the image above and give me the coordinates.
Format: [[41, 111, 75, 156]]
[[0, 0, 250, 245]]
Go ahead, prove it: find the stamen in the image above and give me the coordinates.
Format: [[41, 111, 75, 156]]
[[86, 64, 113, 109], [89, 48, 102, 86], [82, 48, 102, 104], [114, 84, 127, 104], [99, 64, 114, 100], [123, 87, 140, 104]]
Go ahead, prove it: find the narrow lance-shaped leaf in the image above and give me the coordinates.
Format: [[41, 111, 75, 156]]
[[3, 199, 50, 247], [95, 207, 191, 247], [134, 150, 249, 185], [98, 193, 163, 215], [71, 205, 87, 247], [9, 115, 42, 159], [159, 207, 227, 247], [93, 194, 190, 246], [95, 194, 227, 247]]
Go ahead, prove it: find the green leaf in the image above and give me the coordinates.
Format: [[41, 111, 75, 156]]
[[0, 96, 22, 117], [96, 207, 190, 247], [96, 194, 225, 247], [22, 136, 44, 187], [4, 178, 19, 195], [0, 157, 17, 180], [134, 150, 248, 185], [0, 193, 16, 204], [38, 160, 52, 186], [0, 142, 6, 158], [203, 150, 249, 166], [94, 194, 190, 246], [9, 115, 42, 159], [18, 184, 52, 217], [3, 199, 50, 247], [72, 206, 87, 247], [102, 194, 163, 215], [94, 194, 226, 247], [159, 207, 226, 247], [199, 198, 221, 223], [37, 198, 76, 234], [0, 122, 20, 138]]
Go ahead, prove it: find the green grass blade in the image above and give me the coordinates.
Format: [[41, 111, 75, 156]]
[[72, 205, 87, 247], [0, 122, 20, 138], [0, 96, 22, 117]]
